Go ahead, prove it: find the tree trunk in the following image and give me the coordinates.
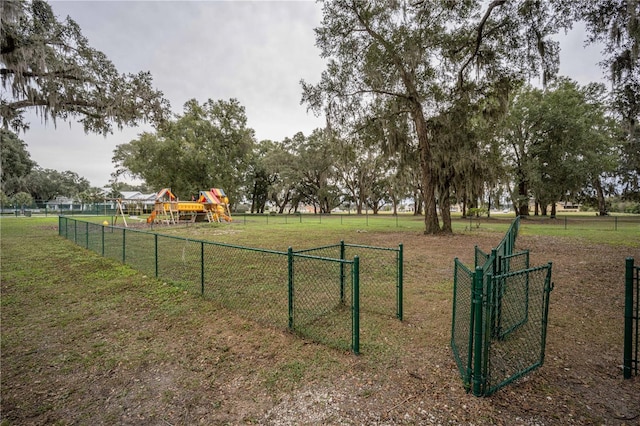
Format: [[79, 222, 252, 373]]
[[595, 177, 607, 216], [517, 177, 529, 216], [278, 192, 291, 214], [413, 107, 440, 234], [413, 192, 423, 216], [440, 185, 452, 233], [250, 181, 257, 214], [550, 202, 557, 219]]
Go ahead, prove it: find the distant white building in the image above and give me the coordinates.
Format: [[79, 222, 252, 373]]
[[45, 196, 80, 211], [118, 191, 156, 213]]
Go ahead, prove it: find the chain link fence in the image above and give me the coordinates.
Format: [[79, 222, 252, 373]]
[[452, 217, 554, 396], [451, 259, 475, 390], [295, 242, 403, 320], [485, 265, 553, 395], [59, 217, 402, 354], [624, 257, 639, 378]]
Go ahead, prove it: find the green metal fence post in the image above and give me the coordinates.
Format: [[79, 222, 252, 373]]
[[472, 266, 485, 396], [74, 219, 77, 244], [58, 216, 62, 236], [481, 271, 493, 393], [615, 216, 618, 231], [564, 216, 567, 230], [340, 240, 345, 304], [122, 229, 126, 264], [101, 224, 105, 257], [85, 222, 89, 249], [154, 234, 159, 278], [352, 256, 360, 354], [200, 241, 205, 296], [288, 247, 294, 330], [456, 259, 475, 392], [624, 257, 634, 379], [490, 248, 501, 338], [397, 243, 403, 320], [541, 263, 554, 364]]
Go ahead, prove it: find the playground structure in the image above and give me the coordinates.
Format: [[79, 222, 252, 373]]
[[147, 188, 232, 225]]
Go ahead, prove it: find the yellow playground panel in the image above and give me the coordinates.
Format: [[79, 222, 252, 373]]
[[147, 188, 232, 224]]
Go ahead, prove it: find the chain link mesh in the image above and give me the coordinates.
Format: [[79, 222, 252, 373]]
[[202, 244, 289, 328], [292, 254, 353, 351], [295, 243, 401, 319], [500, 251, 530, 274], [475, 246, 489, 269], [157, 235, 203, 293], [124, 229, 157, 278], [103, 227, 124, 263], [86, 222, 102, 254], [345, 244, 399, 318], [486, 265, 551, 394], [451, 259, 474, 389]]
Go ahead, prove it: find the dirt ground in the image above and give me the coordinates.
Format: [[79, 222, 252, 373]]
[[2, 223, 639, 425]]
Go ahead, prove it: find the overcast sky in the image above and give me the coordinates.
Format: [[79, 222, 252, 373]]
[[20, 1, 606, 188]]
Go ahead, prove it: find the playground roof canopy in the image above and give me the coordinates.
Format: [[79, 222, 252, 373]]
[[198, 188, 227, 205], [120, 191, 156, 202]]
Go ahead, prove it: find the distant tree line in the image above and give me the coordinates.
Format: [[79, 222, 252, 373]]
[[2, 0, 638, 230]]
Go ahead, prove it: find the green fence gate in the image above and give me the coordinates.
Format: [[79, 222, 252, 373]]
[[624, 257, 639, 378], [451, 217, 554, 396]]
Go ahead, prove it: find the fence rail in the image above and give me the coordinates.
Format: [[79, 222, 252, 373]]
[[59, 216, 402, 354], [624, 257, 639, 378]]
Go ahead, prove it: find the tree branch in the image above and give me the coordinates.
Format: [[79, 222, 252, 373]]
[[8, 98, 104, 118], [1, 68, 84, 81], [349, 1, 421, 103], [457, 0, 507, 89], [341, 87, 410, 99]]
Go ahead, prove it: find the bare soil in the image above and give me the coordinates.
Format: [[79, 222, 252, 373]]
[[1, 224, 639, 425]]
